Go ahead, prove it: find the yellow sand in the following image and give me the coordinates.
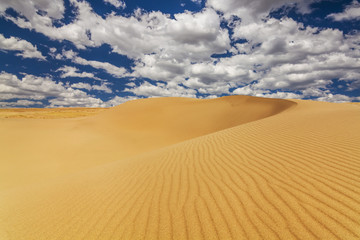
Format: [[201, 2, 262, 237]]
[[0, 95, 359, 239], [0, 107, 106, 119]]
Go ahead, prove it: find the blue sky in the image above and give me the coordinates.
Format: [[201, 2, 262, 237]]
[[0, 0, 359, 107]]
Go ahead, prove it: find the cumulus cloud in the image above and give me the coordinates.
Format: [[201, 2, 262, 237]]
[[0, 71, 126, 108], [105, 95, 138, 106], [56, 66, 101, 80], [0, 1, 229, 61], [0, 0, 65, 23], [131, 16, 360, 99], [73, 56, 127, 78], [131, 55, 189, 82], [0, 99, 42, 108], [72, 82, 113, 93], [0, 71, 107, 107], [206, 0, 319, 22], [104, 0, 126, 9], [327, 1, 360, 21], [316, 93, 360, 103], [54, 49, 77, 60], [55, 50, 127, 78], [232, 18, 345, 57], [125, 81, 197, 98], [0, 34, 45, 59], [223, 17, 360, 91], [86, 6, 229, 62], [190, 0, 202, 5], [232, 85, 360, 102], [232, 85, 302, 99], [175, 16, 359, 101], [0, 0, 359, 105], [92, 83, 112, 93], [128, 12, 359, 100], [71, 82, 92, 91]]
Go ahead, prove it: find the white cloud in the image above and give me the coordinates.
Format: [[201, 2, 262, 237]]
[[48, 90, 104, 108], [0, 0, 359, 103], [71, 82, 92, 91], [0, 34, 45, 60], [0, 99, 42, 108], [88, 7, 229, 61], [233, 85, 268, 96], [0, 1, 230, 92], [0, 1, 229, 61], [72, 82, 113, 93], [104, 0, 126, 9], [316, 93, 360, 103], [0, 0, 92, 49], [232, 84, 360, 103], [130, 15, 360, 98], [125, 81, 197, 98], [105, 95, 138, 107], [55, 49, 77, 60], [0, 71, 107, 107], [131, 16, 360, 98], [131, 55, 189, 82], [190, 0, 202, 5], [0, 72, 62, 100], [233, 85, 303, 99], [55, 50, 127, 78], [206, 0, 319, 22], [187, 80, 231, 95], [56, 66, 101, 80], [327, 1, 360, 21], [0, 0, 65, 22], [92, 83, 112, 93], [73, 56, 127, 78], [253, 52, 360, 91], [260, 91, 303, 99], [48, 47, 57, 58], [221, 17, 360, 91], [232, 18, 345, 56]]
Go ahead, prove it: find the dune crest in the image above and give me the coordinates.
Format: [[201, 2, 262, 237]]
[[1, 96, 360, 239], [0, 96, 294, 189]]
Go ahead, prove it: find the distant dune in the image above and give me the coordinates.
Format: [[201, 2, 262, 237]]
[[0, 96, 360, 239], [0, 107, 106, 119]]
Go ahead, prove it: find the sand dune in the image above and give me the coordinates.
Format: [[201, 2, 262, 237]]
[[0, 107, 106, 119], [0, 96, 360, 239], [0, 96, 293, 189]]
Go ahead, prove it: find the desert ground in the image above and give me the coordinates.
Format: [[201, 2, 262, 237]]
[[0, 95, 359, 240]]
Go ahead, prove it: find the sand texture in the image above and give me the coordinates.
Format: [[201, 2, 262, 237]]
[[0, 96, 360, 240], [0, 107, 107, 119]]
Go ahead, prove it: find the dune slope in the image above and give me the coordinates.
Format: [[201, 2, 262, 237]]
[[1, 96, 360, 240], [0, 96, 293, 189]]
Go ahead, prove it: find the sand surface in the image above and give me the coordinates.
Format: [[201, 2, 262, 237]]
[[0, 95, 360, 239], [0, 107, 106, 119]]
